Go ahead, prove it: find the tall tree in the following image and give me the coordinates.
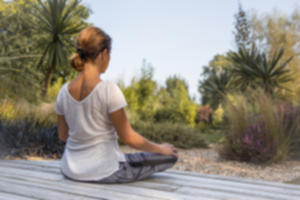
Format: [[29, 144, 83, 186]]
[[30, 0, 90, 97]]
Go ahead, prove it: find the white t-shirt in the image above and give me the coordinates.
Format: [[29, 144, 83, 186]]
[[55, 80, 127, 181]]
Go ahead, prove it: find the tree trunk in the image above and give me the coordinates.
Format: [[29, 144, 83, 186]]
[[42, 66, 53, 97]]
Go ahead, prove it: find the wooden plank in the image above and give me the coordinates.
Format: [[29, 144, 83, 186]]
[[0, 161, 60, 174], [0, 159, 59, 169], [176, 186, 292, 200], [168, 169, 300, 190], [0, 168, 204, 200], [0, 177, 101, 200], [147, 173, 300, 200], [0, 176, 155, 200], [0, 192, 38, 200], [158, 172, 300, 195], [126, 181, 180, 192], [0, 165, 64, 181]]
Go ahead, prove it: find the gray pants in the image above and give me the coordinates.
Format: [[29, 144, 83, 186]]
[[63, 152, 178, 184]]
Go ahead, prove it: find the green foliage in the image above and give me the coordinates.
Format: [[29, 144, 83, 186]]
[[132, 121, 208, 149], [30, 0, 90, 96], [122, 63, 199, 126], [219, 89, 300, 164], [212, 104, 224, 127], [198, 54, 233, 109], [251, 8, 300, 103], [199, 68, 232, 109], [229, 45, 293, 93], [154, 108, 186, 123], [0, 0, 90, 102], [0, 98, 57, 127], [164, 75, 198, 126], [122, 62, 159, 122], [46, 77, 64, 101], [0, 0, 43, 102]]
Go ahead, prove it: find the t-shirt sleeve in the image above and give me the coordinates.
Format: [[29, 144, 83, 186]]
[[107, 82, 128, 113], [55, 87, 64, 115]]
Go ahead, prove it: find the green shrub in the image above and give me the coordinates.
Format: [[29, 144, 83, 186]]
[[212, 105, 225, 127], [131, 121, 208, 149], [154, 108, 186, 123], [218, 89, 299, 164]]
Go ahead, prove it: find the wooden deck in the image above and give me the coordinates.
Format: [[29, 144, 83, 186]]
[[0, 160, 299, 200]]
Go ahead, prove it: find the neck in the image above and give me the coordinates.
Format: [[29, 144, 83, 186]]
[[80, 62, 101, 80]]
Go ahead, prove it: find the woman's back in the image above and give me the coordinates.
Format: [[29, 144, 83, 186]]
[[55, 79, 127, 181]]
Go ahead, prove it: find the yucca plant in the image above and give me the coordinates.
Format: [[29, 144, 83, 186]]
[[199, 68, 232, 109], [229, 44, 293, 94], [30, 0, 89, 97]]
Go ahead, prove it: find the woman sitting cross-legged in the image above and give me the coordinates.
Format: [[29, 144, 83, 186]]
[[55, 26, 178, 184]]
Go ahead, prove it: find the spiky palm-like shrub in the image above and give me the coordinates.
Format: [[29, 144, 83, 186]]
[[229, 45, 293, 94], [30, 0, 89, 96], [199, 69, 232, 109]]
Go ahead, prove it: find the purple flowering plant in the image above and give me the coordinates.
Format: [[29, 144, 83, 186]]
[[219, 89, 298, 164]]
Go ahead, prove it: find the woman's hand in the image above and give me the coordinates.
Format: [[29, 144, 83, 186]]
[[158, 143, 178, 157]]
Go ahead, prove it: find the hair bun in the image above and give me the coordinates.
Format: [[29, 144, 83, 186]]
[[70, 53, 84, 72]]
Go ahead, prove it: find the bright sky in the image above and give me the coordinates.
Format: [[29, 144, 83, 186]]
[[82, 0, 298, 102]]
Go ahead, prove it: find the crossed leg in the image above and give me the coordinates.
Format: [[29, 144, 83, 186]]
[[95, 152, 178, 184]]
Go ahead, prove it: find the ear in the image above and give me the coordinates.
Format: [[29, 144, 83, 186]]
[[102, 48, 109, 60], [103, 48, 108, 56]]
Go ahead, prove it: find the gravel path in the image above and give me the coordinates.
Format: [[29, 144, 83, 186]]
[[120, 145, 300, 184]]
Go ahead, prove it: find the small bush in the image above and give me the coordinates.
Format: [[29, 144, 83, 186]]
[[219, 89, 299, 164], [131, 121, 208, 149]]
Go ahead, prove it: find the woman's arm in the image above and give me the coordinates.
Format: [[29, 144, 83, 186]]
[[109, 109, 178, 157], [57, 115, 69, 142]]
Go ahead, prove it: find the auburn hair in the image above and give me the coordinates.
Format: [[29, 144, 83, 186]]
[[69, 26, 112, 72]]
